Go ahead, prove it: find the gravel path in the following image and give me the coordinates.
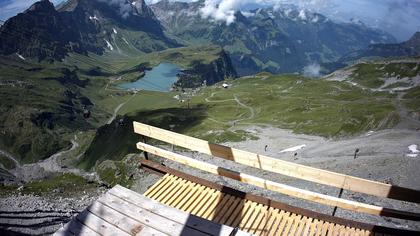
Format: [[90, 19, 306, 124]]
[[205, 92, 255, 124], [9, 135, 97, 184], [107, 93, 136, 125]]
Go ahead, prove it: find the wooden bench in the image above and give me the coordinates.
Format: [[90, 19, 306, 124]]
[[133, 122, 420, 235]]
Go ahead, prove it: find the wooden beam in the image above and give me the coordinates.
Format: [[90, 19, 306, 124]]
[[137, 142, 420, 221], [140, 160, 420, 236], [133, 121, 420, 203]]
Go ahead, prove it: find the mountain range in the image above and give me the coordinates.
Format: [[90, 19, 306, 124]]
[[0, 0, 176, 61], [150, 0, 395, 75], [340, 32, 420, 62], [0, 0, 404, 76]]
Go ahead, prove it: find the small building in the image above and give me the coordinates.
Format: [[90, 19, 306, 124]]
[[222, 83, 229, 89]]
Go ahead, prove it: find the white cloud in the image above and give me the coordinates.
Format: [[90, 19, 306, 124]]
[[196, 0, 333, 25], [303, 63, 321, 77]]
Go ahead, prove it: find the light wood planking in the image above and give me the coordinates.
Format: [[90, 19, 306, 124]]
[[136, 142, 420, 220], [56, 184, 251, 236], [134, 122, 420, 203], [144, 174, 382, 236]]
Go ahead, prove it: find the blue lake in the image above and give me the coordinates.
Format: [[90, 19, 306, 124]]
[[119, 63, 181, 92]]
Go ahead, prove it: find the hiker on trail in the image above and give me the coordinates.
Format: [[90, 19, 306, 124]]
[[265, 145, 268, 152], [354, 148, 360, 159]]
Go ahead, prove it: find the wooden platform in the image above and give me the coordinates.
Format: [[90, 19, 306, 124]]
[[145, 173, 374, 236], [54, 185, 251, 236], [141, 160, 419, 236]]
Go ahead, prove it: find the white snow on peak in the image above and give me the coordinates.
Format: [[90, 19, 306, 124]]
[[105, 39, 114, 51], [298, 9, 307, 20], [113, 28, 118, 34], [279, 144, 306, 153], [89, 15, 99, 21], [241, 11, 255, 18], [16, 53, 26, 61], [283, 8, 292, 17]]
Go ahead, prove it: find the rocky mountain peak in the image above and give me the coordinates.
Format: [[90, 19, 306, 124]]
[[129, 0, 156, 18], [25, 0, 55, 13], [407, 32, 420, 45]]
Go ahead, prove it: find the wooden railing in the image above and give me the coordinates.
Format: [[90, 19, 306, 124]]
[[133, 122, 420, 221]]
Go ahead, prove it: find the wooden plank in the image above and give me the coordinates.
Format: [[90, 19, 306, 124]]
[[167, 181, 197, 207], [296, 216, 308, 236], [219, 197, 243, 225], [213, 196, 239, 223], [110, 185, 252, 236], [147, 174, 173, 200], [239, 202, 259, 231], [137, 142, 420, 221], [195, 191, 222, 217], [161, 179, 188, 205], [155, 176, 180, 202], [229, 200, 253, 227], [308, 219, 319, 236], [87, 201, 168, 236], [180, 185, 207, 211], [144, 174, 168, 196], [267, 211, 285, 236], [134, 122, 420, 203], [202, 192, 226, 219], [176, 183, 203, 210], [75, 209, 131, 236], [262, 209, 281, 236], [282, 213, 297, 236], [54, 219, 99, 236], [303, 217, 314, 236], [248, 205, 268, 235], [97, 193, 207, 236], [274, 211, 291, 236], [190, 188, 216, 215]]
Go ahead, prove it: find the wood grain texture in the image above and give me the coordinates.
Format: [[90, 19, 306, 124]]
[[134, 122, 420, 203]]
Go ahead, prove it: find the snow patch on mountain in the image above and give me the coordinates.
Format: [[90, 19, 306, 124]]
[[15, 53, 25, 61], [89, 15, 99, 22], [105, 39, 114, 51], [122, 37, 130, 46]]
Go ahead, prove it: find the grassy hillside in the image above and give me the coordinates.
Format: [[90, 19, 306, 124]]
[[80, 73, 399, 169], [0, 45, 236, 168]]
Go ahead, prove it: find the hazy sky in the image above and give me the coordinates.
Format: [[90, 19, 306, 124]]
[[1, 0, 419, 41]]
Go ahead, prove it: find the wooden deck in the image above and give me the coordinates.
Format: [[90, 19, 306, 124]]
[[145, 174, 372, 236], [54, 185, 251, 236], [141, 160, 419, 236]]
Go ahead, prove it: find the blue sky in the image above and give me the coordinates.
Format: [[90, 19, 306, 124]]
[[1, 0, 419, 41]]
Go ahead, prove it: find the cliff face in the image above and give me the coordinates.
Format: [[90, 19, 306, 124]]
[[0, 0, 174, 61], [175, 49, 237, 88]]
